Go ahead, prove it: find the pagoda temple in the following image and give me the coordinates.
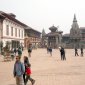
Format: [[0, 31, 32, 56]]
[[46, 25, 63, 48]]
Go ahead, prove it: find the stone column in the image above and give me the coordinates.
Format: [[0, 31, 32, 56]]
[[56, 37, 58, 47]]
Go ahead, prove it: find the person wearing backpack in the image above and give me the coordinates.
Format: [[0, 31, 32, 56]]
[[13, 56, 25, 85]]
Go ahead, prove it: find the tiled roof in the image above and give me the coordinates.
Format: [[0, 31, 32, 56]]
[[0, 11, 41, 34], [46, 32, 59, 36], [0, 11, 28, 27], [26, 26, 41, 34]]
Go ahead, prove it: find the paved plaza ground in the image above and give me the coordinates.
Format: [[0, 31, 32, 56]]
[[0, 49, 85, 85]]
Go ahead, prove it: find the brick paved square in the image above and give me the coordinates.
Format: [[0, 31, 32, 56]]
[[0, 49, 85, 85]]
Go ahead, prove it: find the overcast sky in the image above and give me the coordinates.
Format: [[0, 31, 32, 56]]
[[0, 0, 85, 34]]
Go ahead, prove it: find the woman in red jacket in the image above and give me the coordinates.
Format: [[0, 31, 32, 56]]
[[25, 63, 35, 85]]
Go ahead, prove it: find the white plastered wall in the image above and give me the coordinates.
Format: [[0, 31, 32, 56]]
[[2, 19, 25, 47]]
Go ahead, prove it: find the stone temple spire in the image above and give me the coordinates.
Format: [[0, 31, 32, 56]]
[[70, 14, 80, 39], [73, 14, 77, 22], [42, 28, 46, 37], [71, 14, 79, 29]]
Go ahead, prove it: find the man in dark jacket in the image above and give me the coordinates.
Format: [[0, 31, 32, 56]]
[[75, 48, 79, 56], [49, 47, 52, 56], [60, 47, 66, 60], [80, 47, 83, 57]]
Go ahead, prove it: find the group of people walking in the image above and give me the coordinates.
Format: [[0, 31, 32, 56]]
[[3, 44, 84, 85], [47, 46, 66, 60], [2, 45, 23, 61], [47, 46, 84, 61], [13, 56, 35, 85], [75, 47, 84, 57], [12, 44, 32, 60], [10, 47, 23, 60], [13, 44, 35, 85]]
